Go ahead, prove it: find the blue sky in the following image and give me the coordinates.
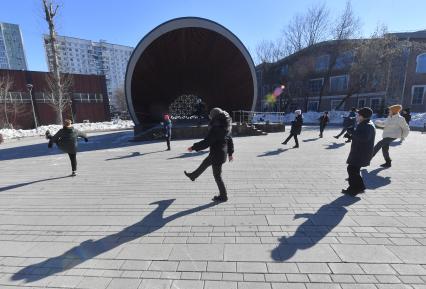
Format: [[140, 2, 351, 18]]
[[1, 0, 425, 71]]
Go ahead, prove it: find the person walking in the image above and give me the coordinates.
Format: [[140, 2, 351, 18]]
[[184, 108, 234, 202], [373, 104, 410, 168], [318, 111, 330, 138], [163, 114, 172, 150], [401, 108, 411, 125], [334, 108, 357, 140], [46, 119, 88, 176], [342, 107, 376, 196], [282, 110, 303, 148]]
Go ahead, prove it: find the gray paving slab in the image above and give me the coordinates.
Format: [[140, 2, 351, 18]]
[[0, 128, 425, 288]]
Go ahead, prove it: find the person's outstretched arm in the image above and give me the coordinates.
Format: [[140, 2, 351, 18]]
[[191, 127, 219, 152], [227, 136, 234, 161], [399, 117, 410, 139], [76, 130, 88, 142]]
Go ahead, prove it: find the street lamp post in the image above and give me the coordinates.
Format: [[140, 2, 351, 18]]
[[26, 84, 38, 128]]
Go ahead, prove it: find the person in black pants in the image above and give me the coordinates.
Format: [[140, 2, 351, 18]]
[[342, 107, 376, 196], [162, 114, 172, 150], [46, 119, 88, 176], [335, 107, 356, 140], [318, 111, 329, 138], [184, 108, 234, 202], [282, 110, 303, 148]]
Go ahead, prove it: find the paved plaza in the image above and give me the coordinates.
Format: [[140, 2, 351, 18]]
[[0, 127, 425, 289]]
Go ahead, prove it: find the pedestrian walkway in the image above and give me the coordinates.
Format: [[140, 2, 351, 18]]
[[0, 128, 425, 288]]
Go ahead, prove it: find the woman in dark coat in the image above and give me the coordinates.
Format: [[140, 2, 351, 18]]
[[46, 119, 88, 176], [184, 108, 234, 202], [318, 111, 329, 138], [163, 114, 172, 150], [343, 107, 376, 196], [282, 110, 303, 148]]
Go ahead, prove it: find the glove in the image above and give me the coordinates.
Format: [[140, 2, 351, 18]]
[[84, 138, 88, 142]]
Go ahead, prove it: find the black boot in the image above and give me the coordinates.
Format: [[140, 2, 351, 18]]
[[213, 195, 228, 202], [380, 161, 392, 168], [184, 171, 195, 181]]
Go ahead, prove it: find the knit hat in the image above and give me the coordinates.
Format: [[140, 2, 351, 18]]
[[357, 107, 373, 119], [209, 107, 223, 119], [294, 110, 302, 115], [389, 104, 402, 115]]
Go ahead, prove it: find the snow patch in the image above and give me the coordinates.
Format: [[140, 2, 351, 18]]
[[0, 120, 134, 140]]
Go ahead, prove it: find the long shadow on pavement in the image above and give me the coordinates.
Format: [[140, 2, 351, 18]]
[[325, 142, 346, 149], [12, 199, 217, 283], [0, 131, 142, 161], [303, 138, 319, 142], [106, 150, 164, 161], [168, 151, 208, 160], [257, 148, 290, 157], [0, 176, 71, 192], [271, 195, 360, 261], [361, 167, 391, 189]]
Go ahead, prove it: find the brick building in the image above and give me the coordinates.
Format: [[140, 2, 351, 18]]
[[0, 69, 110, 129], [256, 30, 426, 113]]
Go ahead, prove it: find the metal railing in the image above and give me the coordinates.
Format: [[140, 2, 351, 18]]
[[232, 110, 286, 124]]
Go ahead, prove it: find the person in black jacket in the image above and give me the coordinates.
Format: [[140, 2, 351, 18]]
[[282, 110, 303, 148], [334, 107, 356, 141], [184, 108, 234, 202], [162, 114, 172, 150], [342, 107, 376, 196], [401, 108, 411, 125], [46, 119, 88, 176], [318, 111, 329, 138]]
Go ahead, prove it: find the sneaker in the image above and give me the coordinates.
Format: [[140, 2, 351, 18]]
[[380, 162, 391, 168], [334, 136, 339, 139], [212, 195, 228, 202], [345, 139, 351, 143], [281, 142, 287, 145], [293, 145, 299, 148], [184, 171, 195, 181], [71, 171, 77, 177]]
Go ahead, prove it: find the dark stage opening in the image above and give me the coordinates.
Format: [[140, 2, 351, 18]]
[[126, 18, 257, 130]]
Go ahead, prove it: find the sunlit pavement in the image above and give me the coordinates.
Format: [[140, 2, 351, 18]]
[[0, 127, 425, 289]]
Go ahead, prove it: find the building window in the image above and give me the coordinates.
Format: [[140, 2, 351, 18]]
[[315, 55, 329, 71], [416, 53, 426, 73], [330, 75, 349, 92], [280, 64, 289, 76], [309, 78, 324, 95], [412, 86, 425, 105], [371, 98, 381, 112], [358, 98, 366, 108], [334, 51, 354, 70], [331, 100, 342, 111], [308, 101, 319, 111]]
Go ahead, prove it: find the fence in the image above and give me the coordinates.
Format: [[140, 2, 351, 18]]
[[232, 110, 286, 124]]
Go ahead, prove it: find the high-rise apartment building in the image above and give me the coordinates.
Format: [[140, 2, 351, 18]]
[[0, 22, 28, 70], [44, 35, 133, 107]]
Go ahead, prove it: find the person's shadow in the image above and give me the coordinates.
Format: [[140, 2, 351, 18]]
[[105, 150, 163, 161], [12, 199, 217, 283], [303, 138, 319, 142], [257, 148, 290, 157], [361, 168, 391, 189], [0, 176, 70, 192], [325, 142, 346, 149], [168, 151, 208, 160], [271, 195, 360, 261]]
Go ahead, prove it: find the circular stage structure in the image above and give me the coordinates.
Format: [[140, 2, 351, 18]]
[[125, 17, 257, 130]]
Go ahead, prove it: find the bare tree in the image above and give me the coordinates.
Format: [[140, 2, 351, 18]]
[[44, 72, 74, 122], [0, 74, 13, 128], [42, 0, 71, 124], [113, 87, 128, 113], [303, 3, 330, 47], [255, 38, 287, 64], [316, 0, 361, 111]]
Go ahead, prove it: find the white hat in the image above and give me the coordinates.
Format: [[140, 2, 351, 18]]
[[294, 110, 302, 115]]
